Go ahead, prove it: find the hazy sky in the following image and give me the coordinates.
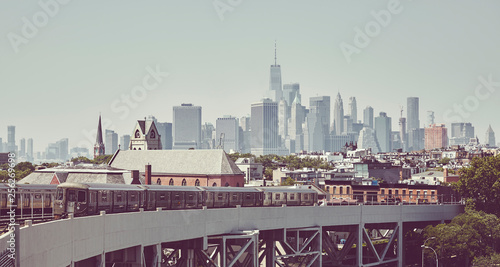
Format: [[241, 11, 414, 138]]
[[1, 0, 500, 152]]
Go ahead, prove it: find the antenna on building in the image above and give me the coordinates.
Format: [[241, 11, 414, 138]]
[[274, 40, 277, 65]]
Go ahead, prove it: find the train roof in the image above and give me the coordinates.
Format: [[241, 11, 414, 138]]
[[256, 186, 317, 193], [139, 185, 204, 192], [57, 182, 143, 191], [201, 187, 261, 193]]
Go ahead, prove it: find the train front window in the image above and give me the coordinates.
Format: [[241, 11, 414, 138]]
[[68, 190, 76, 202], [56, 189, 63, 200], [78, 191, 86, 202]]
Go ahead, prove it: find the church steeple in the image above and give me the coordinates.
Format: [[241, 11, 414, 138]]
[[94, 114, 105, 158]]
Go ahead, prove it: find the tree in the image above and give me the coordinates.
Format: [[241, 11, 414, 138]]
[[439, 157, 451, 165], [424, 209, 500, 266], [281, 177, 295, 186], [92, 155, 113, 165], [453, 155, 500, 216], [473, 253, 500, 266], [71, 156, 92, 164]]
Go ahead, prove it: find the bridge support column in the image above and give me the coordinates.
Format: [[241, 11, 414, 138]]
[[398, 221, 403, 267]]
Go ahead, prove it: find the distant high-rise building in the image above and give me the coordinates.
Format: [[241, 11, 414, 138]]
[[427, 111, 435, 127], [27, 138, 33, 161], [348, 97, 357, 123], [239, 116, 251, 153], [363, 106, 374, 129], [282, 83, 300, 106], [407, 97, 420, 130], [310, 96, 330, 138], [129, 119, 162, 151], [375, 112, 392, 152], [278, 99, 289, 142], [145, 115, 172, 150], [7, 126, 15, 153], [94, 115, 105, 158], [173, 104, 202, 150], [344, 116, 353, 134], [240, 116, 251, 132], [449, 122, 474, 145], [407, 97, 420, 150], [399, 117, 407, 152], [357, 127, 380, 154], [485, 125, 496, 147], [251, 99, 285, 156], [216, 116, 240, 152], [19, 138, 26, 157], [57, 138, 69, 160], [201, 123, 215, 149], [425, 124, 448, 150], [288, 95, 306, 152], [120, 135, 130, 151], [267, 43, 282, 102], [304, 112, 324, 152], [333, 93, 344, 135], [0, 138, 2, 152], [105, 130, 118, 155]]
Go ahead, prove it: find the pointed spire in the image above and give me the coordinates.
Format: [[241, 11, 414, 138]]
[[96, 114, 104, 145]]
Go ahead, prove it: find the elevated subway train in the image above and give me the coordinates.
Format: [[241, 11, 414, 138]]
[[53, 183, 319, 218], [0, 184, 57, 224]]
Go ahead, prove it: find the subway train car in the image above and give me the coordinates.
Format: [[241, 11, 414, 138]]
[[0, 184, 57, 223], [54, 182, 320, 219]]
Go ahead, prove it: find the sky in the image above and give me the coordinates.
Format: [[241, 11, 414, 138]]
[[1, 0, 500, 153]]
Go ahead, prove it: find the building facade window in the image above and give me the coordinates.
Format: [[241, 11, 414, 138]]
[[182, 179, 187, 186], [212, 182, 217, 187], [195, 179, 200, 186], [169, 178, 174, 185], [225, 182, 229, 187], [156, 178, 161, 185]]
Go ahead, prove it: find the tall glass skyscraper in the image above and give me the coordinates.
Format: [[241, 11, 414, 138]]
[[333, 93, 344, 135], [267, 43, 282, 102], [251, 99, 284, 156], [173, 104, 202, 150], [363, 106, 374, 129], [407, 97, 420, 130]]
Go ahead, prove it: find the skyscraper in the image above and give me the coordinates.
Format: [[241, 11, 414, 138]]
[[278, 99, 289, 142], [120, 135, 130, 151], [173, 104, 202, 150], [485, 125, 496, 147], [333, 93, 344, 135], [427, 111, 435, 127], [216, 116, 240, 152], [27, 138, 33, 161], [7, 126, 15, 153], [282, 83, 300, 106], [425, 124, 448, 150], [407, 97, 420, 130], [348, 97, 357, 123], [288, 94, 305, 152], [267, 43, 282, 102], [105, 130, 118, 155], [57, 138, 69, 160], [363, 106, 374, 129], [357, 127, 380, 154], [450, 122, 474, 145], [375, 112, 392, 152], [310, 96, 331, 137], [19, 138, 26, 157], [94, 115, 105, 158], [251, 99, 284, 156]]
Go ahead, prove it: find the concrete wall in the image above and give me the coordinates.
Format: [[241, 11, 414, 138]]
[[0, 204, 464, 266]]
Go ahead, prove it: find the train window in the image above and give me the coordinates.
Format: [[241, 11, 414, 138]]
[[102, 192, 108, 202], [1, 194, 6, 208], [304, 194, 309, 200], [246, 193, 252, 200], [131, 193, 136, 202], [34, 193, 42, 199], [159, 193, 166, 201], [187, 193, 194, 201], [173, 193, 181, 200], [23, 194, 31, 207], [78, 191, 86, 202], [56, 189, 63, 200], [232, 193, 238, 201], [117, 193, 122, 202], [68, 190, 76, 202], [290, 194, 295, 200], [217, 193, 224, 200], [275, 194, 280, 200]]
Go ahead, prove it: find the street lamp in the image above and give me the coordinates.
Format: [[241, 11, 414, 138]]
[[421, 245, 438, 267], [422, 237, 436, 267]]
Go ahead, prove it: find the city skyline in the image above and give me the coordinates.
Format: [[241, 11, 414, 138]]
[[2, 1, 500, 152]]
